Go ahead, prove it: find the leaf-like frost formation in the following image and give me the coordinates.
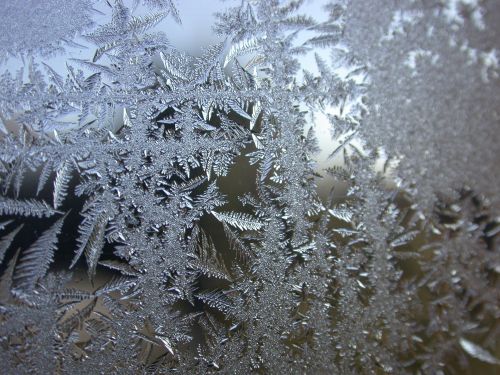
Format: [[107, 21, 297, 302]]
[[12, 214, 66, 294]]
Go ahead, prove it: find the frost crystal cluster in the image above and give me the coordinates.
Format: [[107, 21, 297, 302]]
[[0, 1, 499, 374]]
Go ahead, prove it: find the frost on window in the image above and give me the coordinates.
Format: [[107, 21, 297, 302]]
[[0, 0, 97, 61], [0, 1, 499, 374]]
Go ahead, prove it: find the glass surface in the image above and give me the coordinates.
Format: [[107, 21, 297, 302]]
[[0, 1, 499, 373]]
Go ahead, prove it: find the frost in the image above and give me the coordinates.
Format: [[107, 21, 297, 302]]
[[404, 49, 439, 73], [381, 9, 423, 42], [0, 0, 96, 60], [460, 338, 500, 365], [345, 0, 500, 211], [0, 0, 499, 374], [441, 0, 486, 30]]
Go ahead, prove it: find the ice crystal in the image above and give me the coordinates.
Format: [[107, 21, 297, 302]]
[[0, 0, 499, 374], [344, 0, 500, 211], [0, 0, 97, 60]]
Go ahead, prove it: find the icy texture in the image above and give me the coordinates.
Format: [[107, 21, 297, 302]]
[[0, 0, 499, 374], [343, 0, 500, 211], [0, 0, 97, 60]]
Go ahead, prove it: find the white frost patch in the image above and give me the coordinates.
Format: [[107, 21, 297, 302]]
[[381, 9, 423, 42], [440, 0, 485, 30], [404, 49, 439, 74], [460, 43, 499, 81], [479, 49, 499, 82]]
